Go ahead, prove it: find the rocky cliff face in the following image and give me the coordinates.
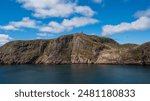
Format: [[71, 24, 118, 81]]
[[0, 33, 149, 65]]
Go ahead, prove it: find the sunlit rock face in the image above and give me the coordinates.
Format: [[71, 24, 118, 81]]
[[0, 33, 149, 65]]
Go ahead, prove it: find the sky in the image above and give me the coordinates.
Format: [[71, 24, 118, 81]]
[[0, 0, 150, 45]]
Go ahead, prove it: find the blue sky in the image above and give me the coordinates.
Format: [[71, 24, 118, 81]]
[[0, 0, 150, 45]]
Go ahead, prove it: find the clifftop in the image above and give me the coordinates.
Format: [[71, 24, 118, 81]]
[[0, 33, 149, 65]]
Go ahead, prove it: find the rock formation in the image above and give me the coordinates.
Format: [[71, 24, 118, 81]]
[[0, 33, 149, 65]]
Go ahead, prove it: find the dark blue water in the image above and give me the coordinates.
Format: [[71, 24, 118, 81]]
[[0, 64, 150, 84]]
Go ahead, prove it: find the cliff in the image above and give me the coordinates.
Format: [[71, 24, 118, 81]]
[[0, 33, 149, 65]]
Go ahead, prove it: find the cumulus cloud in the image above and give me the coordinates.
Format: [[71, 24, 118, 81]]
[[17, 0, 95, 18], [0, 34, 12, 44], [0, 17, 39, 31], [134, 8, 150, 18], [93, 0, 103, 4], [36, 33, 53, 39], [0, 25, 18, 31], [37, 33, 53, 37], [40, 17, 99, 33], [1, 1, 98, 36], [0, 16, 98, 34], [102, 16, 150, 35], [75, 6, 95, 17], [40, 21, 65, 33]]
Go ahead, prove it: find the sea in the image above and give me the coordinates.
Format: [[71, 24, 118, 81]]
[[0, 64, 150, 84]]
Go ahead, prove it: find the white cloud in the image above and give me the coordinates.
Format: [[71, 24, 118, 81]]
[[134, 8, 150, 18], [93, 0, 103, 4], [0, 34, 12, 44], [0, 17, 39, 31], [40, 17, 99, 33], [10, 17, 38, 28], [36, 33, 53, 39], [40, 21, 65, 33], [102, 16, 150, 35], [0, 25, 18, 31], [37, 33, 53, 37], [75, 6, 95, 17], [17, 0, 95, 18], [91, 33, 96, 35], [62, 17, 99, 27]]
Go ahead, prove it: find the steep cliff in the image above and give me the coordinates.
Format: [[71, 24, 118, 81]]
[[0, 33, 149, 65]]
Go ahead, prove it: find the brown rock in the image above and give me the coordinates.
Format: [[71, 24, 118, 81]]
[[0, 33, 149, 65]]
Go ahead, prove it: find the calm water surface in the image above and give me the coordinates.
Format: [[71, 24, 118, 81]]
[[0, 64, 150, 84]]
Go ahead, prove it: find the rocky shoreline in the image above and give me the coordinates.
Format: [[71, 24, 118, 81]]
[[0, 33, 149, 65]]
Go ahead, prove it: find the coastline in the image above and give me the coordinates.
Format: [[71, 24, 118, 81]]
[[0, 33, 149, 65]]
